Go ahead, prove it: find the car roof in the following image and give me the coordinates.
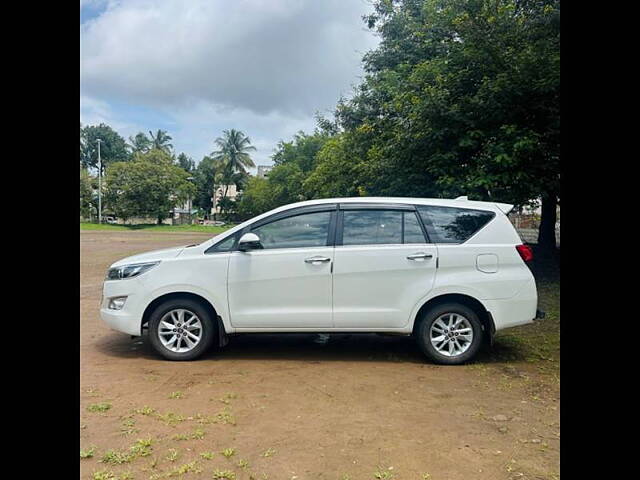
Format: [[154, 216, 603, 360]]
[[276, 196, 513, 214]]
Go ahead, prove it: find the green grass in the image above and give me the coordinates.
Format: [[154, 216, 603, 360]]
[[211, 470, 236, 480], [373, 467, 395, 479], [100, 439, 153, 465], [80, 446, 96, 459], [221, 448, 236, 458], [168, 391, 184, 399], [80, 222, 233, 234], [93, 470, 116, 480], [87, 402, 112, 413], [167, 461, 202, 476]]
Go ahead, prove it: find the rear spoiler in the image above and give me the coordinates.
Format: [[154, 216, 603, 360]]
[[454, 196, 513, 214], [494, 202, 514, 214]]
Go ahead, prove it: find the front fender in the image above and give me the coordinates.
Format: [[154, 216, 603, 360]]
[[146, 284, 232, 333]]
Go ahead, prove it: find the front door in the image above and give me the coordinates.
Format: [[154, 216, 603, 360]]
[[228, 209, 335, 328], [332, 207, 438, 328]]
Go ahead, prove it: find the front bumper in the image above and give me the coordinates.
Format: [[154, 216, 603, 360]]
[[100, 280, 146, 336], [100, 308, 141, 336]]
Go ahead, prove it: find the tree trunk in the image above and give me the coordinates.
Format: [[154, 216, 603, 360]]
[[537, 194, 558, 250], [220, 184, 230, 221], [157, 216, 163, 225]]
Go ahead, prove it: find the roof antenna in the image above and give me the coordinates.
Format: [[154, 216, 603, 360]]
[[455, 196, 468, 201]]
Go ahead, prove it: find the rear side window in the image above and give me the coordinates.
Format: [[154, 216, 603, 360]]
[[417, 206, 495, 243], [343, 210, 402, 245], [404, 211, 427, 243], [341, 209, 427, 245]]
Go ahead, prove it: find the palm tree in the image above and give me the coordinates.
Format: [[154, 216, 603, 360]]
[[127, 132, 152, 154], [211, 129, 256, 215], [148, 129, 173, 154], [212, 129, 256, 174]]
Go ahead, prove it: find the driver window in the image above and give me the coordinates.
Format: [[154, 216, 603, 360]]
[[252, 211, 331, 249]]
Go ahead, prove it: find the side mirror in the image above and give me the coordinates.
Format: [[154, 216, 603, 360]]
[[238, 232, 263, 252]]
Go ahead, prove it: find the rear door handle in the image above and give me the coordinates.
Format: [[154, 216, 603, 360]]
[[407, 252, 433, 261], [304, 256, 331, 264]]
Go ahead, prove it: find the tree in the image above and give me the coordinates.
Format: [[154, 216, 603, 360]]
[[80, 167, 97, 219], [331, 0, 560, 249], [258, 130, 333, 208], [176, 153, 196, 173], [127, 132, 152, 154], [211, 129, 256, 208], [148, 129, 174, 154], [193, 155, 224, 219], [80, 123, 86, 165], [80, 123, 130, 173], [104, 149, 195, 224], [272, 131, 330, 173], [236, 176, 279, 220]]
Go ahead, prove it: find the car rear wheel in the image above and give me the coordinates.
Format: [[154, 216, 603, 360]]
[[416, 303, 483, 365], [148, 298, 217, 361]]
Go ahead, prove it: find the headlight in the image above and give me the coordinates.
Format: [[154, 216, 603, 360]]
[[106, 261, 160, 280]]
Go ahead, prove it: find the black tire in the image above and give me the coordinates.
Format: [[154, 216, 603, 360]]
[[415, 302, 483, 365], [148, 298, 217, 361]]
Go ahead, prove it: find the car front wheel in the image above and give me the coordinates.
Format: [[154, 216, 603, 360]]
[[148, 298, 216, 361], [416, 303, 483, 365]]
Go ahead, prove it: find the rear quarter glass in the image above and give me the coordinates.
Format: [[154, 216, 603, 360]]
[[417, 205, 495, 243], [465, 211, 523, 245]]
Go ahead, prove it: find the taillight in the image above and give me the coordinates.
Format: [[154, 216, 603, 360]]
[[516, 244, 533, 262]]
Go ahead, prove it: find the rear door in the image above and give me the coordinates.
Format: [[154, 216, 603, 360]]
[[332, 204, 438, 329]]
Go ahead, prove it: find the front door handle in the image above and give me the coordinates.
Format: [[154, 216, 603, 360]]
[[407, 252, 433, 261], [304, 256, 331, 264]]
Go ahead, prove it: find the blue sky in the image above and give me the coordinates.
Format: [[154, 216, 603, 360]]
[[80, 0, 379, 170]]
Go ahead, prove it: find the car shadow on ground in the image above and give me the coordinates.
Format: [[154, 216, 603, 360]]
[[94, 331, 526, 365]]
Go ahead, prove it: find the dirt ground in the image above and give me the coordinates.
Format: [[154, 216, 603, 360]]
[[80, 231, 560, 480]]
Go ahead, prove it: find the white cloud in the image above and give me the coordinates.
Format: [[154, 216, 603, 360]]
[[81, 0, 377, 115], [80, 0, 378, 168]]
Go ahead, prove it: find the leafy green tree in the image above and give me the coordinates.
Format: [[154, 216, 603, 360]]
[[80, 167, 97, 219], [148, 129, 174, 154], [80, 123, 130, 173], [331, 0, 560, 248], [80, 123, 86, 165], [236, 176, 279, 220], [272, 131, 330, 173], [193, 155, 224, 219], [104, 150, 195, 224], [127, 132, 152, 154], [304, 133, 381, 198], [260, 131, 333, 207], [176, 153, 196, 173]]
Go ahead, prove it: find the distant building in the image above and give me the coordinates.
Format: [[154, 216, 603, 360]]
[[257, 165, 273, 178], [211, 184, 240, 216]]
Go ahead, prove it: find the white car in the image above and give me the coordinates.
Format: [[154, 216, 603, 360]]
[[101, 196, 541, 364]]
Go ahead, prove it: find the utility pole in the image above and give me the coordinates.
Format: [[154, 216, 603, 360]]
[[187, 176, 195, 225], [97, 139, 102, 224]]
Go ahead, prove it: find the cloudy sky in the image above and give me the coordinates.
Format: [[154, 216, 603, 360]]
[[80, 0, 379, 169]]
